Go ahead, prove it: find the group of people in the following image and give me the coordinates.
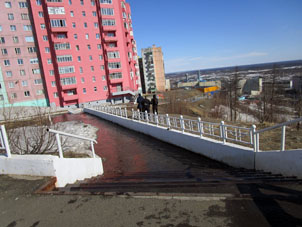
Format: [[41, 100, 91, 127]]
[[137, 94, 158, 114]]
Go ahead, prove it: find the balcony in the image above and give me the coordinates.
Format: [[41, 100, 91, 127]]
[[102, 26, 116, 32], [61, 84, 77, 90], [63, 94, 79, 102], [51, 26, 68, 32], [110, 78, 123, 84]]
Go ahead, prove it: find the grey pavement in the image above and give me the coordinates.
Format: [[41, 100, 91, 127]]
[[2, 175, 302, 227]]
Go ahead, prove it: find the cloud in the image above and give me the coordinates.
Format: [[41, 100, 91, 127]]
[[165, 52, 269, 73]]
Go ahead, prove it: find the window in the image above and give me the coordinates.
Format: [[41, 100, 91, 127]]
[[85, 34, 89, 39], [0, 37, 5, 44], [50, 19, 66, 27], [49, 70, 54, 76], [77, 56, 81, 62], [74, 34, 78, 40], [57, 55, 73, 63], [102, 75, 106, 81], [11, 93, 17, 99], [38, 12, 44, 17], [96, 33, 100, 39], [91, 0, 95, 6], [107, 51, 120, 59], [53, 92, 58, 98], [80, 0, 83, 5], [99, 55, 103, 60], [36, 0, 41, 5], [45, 47, 50, 53], [25, 36, 34, 42], [54, 42, 70, 50], [100, 65, 105, 70], [109, 72, 122, 79], [15, 48, 21, 54], [83, 88, 86, 94], [40, 24, 46, 29], [8, 82, 15, 88], [23, 25, 32, 31], [94, 87, 97, 92], [108, 42, 117, 48], [70, 11, 74, 17], [72, 22, 76, 28], [28, 47, 37, 53], [48, 7, 65, 15], [59, 66, 75, 74], [100, 0, 112, 4], [81, 77, 85, 83], [102, 19, 115, 26], [101, 8, 114, 16], [6, 71, 12, 77], [19, 2, 27, 9], [24, 91, 30, 97], [4, 60, 11, 66], [34, 79, 42, 85], [0, 26, 2, 32], [92, 11, 97, 17], [97, 44, 101, 49], [79, 67, 83, 73], [13, 36, 19, 43], [1, 48, 8, 55], [10, 25, 16, 31], [68, 0, 72, 5], [108, 62, 121, 69], [107, 32, 115, 37], [92, 76, 96, 82], [36, 90, 44, 95], [94, 22, 98, 28], [87, 44, 91, 50], [90, 66, 94, 71], [51, 81, 56, 87], [56, 33, 67, 39], [60, 76, 76, 85], [82, 11, 86, 16], [89, 55, 93, 61], [21, 80, 28, 86], [47, 59, 52, 64], [32, 68, 41, 74], [103, 86, 108, 91], [21, 13, 29, 20], [47, 0, 63, 2], [122, 12, 126, 19], [43, 35, 48, 41], [8, 14, 14, 20], [30, 58, 39, 64], [76, 45, 80, 51], [5, 2, 12, 8], [20, 70, 26, 76], [84, 22, 87, 28]]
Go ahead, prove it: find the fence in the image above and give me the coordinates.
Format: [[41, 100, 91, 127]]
[[0, 125, 11, 158], [47, 129, 97, 158], [91, 105, 256, 150]]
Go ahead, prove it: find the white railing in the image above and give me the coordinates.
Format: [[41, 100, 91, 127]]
[[0, 125, 11, 158], [47, 129, 97, 158], [91, 105, 255, 149], [254, 117, 302, 152]]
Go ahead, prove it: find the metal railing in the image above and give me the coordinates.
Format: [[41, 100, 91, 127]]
[[254, 117, 302, 152], [47, 128, 97, 158], [0, 125, 11, 158], [91, 105, 255, 148]]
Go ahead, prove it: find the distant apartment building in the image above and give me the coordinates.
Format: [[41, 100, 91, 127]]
[[293, 76, 302, 93], [140, 45, 166, 94], [0, 0, 140, 107]]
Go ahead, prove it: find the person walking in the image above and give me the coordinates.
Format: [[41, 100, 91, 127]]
[[151, 94, 158, 114], [136, 94, 144, 112], [142, 96, 151, 113]]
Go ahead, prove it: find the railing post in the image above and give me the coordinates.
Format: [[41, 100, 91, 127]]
[[138, 110, 141, 121], [124, 108, 128, 118], [198, 117, 203, 137], [220, 121, 226, 144], [145, 110, 149, 123], [55, 133, 64, 158], [131, 108, 134, 120], [281, 125, 286, 151], [155, 112, 159, 126], [252, 125, 257, 152], [90, 141, 96, 158], [180, 115, 184, 133], [1, 125, 11, 158], [119, 107, 122, 117], [166, 114, 171, 129]]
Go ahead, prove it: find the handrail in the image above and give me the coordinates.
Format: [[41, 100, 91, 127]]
[[256, 117, 302, 134], [0, 125, 11, 158], [47, 128, 97, 158]]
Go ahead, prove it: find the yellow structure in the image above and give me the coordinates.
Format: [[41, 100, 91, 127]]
[[197, 86, 220, 93]]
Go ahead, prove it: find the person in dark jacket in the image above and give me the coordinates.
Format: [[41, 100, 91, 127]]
[[136, 94, 144, 112], [142, 96, 151, 113], [151, 94, 158, 114]]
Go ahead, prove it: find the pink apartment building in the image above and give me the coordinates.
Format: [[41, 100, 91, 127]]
[[0, 0, 140, 107]]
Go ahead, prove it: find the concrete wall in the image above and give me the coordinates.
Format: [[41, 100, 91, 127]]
[[84, 108, 255, 169], [256, 150, 302, 178], [0, 155, 103, 187]]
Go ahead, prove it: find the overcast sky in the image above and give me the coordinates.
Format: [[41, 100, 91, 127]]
[[127, 0, 302, 73]]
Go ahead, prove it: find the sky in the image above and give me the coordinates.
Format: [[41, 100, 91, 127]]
[[126, 0, 302, 73]]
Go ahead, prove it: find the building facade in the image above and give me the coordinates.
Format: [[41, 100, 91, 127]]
[[140, 45, 166, 94], [0, 0, 140, 107]]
